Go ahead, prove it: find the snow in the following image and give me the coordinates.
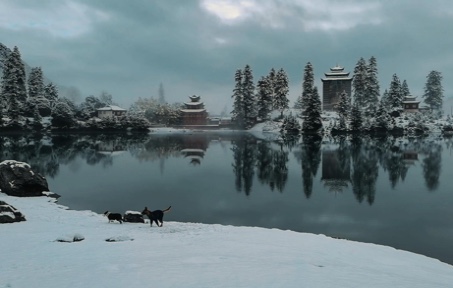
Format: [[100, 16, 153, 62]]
[[1, 193, 452, 288]]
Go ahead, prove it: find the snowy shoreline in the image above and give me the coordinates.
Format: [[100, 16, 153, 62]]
[[1, 193, 452, 288]]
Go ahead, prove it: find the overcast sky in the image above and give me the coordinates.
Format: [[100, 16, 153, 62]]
[[1, 0, 453, 114]]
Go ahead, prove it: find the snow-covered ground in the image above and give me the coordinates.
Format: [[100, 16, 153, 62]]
[[1, 193, 452, 288]]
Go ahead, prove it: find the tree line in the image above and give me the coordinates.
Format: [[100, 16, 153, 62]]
[[230, 57, 445, 136]]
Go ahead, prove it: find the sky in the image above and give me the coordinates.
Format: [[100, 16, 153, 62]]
[[1, 0, 453, 114], [2, 192, 453, 287]]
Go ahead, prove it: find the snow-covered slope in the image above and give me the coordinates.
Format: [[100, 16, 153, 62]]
[[1, 193, 452, 288]]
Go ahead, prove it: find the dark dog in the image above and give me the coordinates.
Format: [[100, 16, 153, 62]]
[[104, 211, 123, 224], [141, 206, 171, 227]]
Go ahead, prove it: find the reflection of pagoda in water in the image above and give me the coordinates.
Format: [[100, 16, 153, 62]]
[[96, 140, 126, 156], [180, 135, 209, 165], [321, 149, 351, 193]]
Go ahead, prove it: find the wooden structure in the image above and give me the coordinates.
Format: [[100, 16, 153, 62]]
[[180, 95, 208, 125], [321, 66, 352, 111], [402, 95, 421, 112], [97, 105, 127, 118]]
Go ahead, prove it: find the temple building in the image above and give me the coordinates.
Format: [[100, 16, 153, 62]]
[[321, 66, 352, 111], [402, 95, 421, 113], [180, 95, 208, 125]]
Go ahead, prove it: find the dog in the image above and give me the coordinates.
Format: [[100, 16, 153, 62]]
[[103, 211, 123, 224], [141, 206, 171, 227]]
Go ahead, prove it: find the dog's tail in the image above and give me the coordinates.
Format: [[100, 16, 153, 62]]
[[163, 206, 171, 213]]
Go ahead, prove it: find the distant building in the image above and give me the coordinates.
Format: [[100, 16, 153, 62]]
[[321, 66, 352, 111], [402, 95, 421, 113], [180, 95, 208, 125], [97, 105, 127, 118]]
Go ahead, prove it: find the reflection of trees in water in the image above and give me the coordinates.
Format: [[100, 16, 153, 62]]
[[294, 134, 322, 198], [232, 135, 257, 195], [255, 142, 289, 192], [420, 143, 442, 191]]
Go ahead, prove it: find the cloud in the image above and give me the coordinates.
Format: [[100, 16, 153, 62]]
[[0, 0, 109, 38], [201, 0, 382, 31]]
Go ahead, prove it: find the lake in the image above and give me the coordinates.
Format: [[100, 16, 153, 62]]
[[2, 132, 452, 266]]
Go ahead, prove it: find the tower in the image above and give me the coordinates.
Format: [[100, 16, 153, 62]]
[[321, 66, 352, 111]]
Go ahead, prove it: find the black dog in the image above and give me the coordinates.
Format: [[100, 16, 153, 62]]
[[141, 206, 171, 227], [104, 211, 123, 224]]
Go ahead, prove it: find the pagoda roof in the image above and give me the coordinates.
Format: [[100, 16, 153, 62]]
[[180, 108, 207, 113], [322, 65, 351, 80], [189, 95, 201, 101]]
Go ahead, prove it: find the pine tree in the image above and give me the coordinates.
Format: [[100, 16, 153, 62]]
[[401, 80, 410, 97], [242, 65, 256, 129], [349, 102, 363, 131], [387, 74, 403, 116], [364, 56, 380, 115], [267, 68, 276, 109], [302, 86, 323, 132], [274, 68, 289, 118], [256, 76, 272, 121], [352, 57, 368, 109], [28, 67, 44, 99], [1, 46, 27, 116], [381, 89, 390, 109], [44, 82, 59, 112], [423, 70, 444, 114], [231, 69, 244, 128], [374, 101, 391, 131], [336, 90, 350, 119], [301, 62, 314, 115]]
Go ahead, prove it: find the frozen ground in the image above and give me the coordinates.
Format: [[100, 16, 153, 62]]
[[1, 193, 452, 288]]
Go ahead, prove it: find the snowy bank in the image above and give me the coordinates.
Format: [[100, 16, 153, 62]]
[[1, 193, 452, 288]]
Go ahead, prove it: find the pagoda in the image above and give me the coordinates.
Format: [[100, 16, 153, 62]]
[[180, 95, 208, 125], [402, 95, 421, 113], [321, 66, 352, 111]]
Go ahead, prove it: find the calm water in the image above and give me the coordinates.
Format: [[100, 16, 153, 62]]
[[2, 132, 452, 265]]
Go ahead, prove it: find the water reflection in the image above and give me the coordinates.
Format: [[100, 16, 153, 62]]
[[0, 133, 444, 202]]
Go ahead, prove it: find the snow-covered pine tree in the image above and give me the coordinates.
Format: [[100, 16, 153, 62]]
[[301, 62, 314, 115], [1, 46, 27, 116], [401, 80, 410, 97], [32, 105, 43, 130], [242, 65, 256, 129], [349, 102, 363, 131], [381, 89, 390, 109], [335, 90, 350, 130], [231, 69, 244, 128], [256, 76, 272, 121], [302, 86, 323, 133], [267, 68, 276, 109], [373, 101, 391, 131], [387, 73, 403, 117], [44, 82, 59, 112], [423, 70, 444, 115], [274, 68, 289, 118], [51, 99, 77, 129], [28, 67, 50, 117], [352, 57, 368, 109], [28, 67, 44, 99], [364, 56, 380, 115]]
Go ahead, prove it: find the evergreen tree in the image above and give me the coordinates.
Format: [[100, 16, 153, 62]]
[[274, 68, 289, 118], [267, 68, 276, 109], [231, 69, 244, 128], [44, 82, 59, 112], [423, 70, 444, 114], [32, 105, 43, 130], [352, 57, 368, 109], [364, 56, 380, 115], [401, 80, 411, 97], [336, 90, 350, 120], [51, 100, 77, 129], [381, 89, 390, 109], [1, 46, 27, 116], [301, 62, 314, 115], [256, 76, 272, 121], [349, 102, 363, 131], [28, 67, 45, 99], [387, 74, 403, 116], [242, 65, 256, 129], [302, 86, 323, 133], [373, 101, 391, 131]]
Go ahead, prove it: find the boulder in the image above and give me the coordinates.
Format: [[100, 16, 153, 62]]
[[0, 160, 49, 197], [123, 211, 145, 223], [0, 200, 26, 223]]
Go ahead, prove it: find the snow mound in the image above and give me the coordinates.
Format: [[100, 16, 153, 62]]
[[105, 235, 134, 242], [55, 233, 85, 243]]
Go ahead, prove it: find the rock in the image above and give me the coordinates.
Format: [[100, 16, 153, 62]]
[[105, 235, 134, 242], [123, 211, 145, 223], [0, 160, 49, 197], [55, 233, 85, 243], [0, 200, 26, 224]]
